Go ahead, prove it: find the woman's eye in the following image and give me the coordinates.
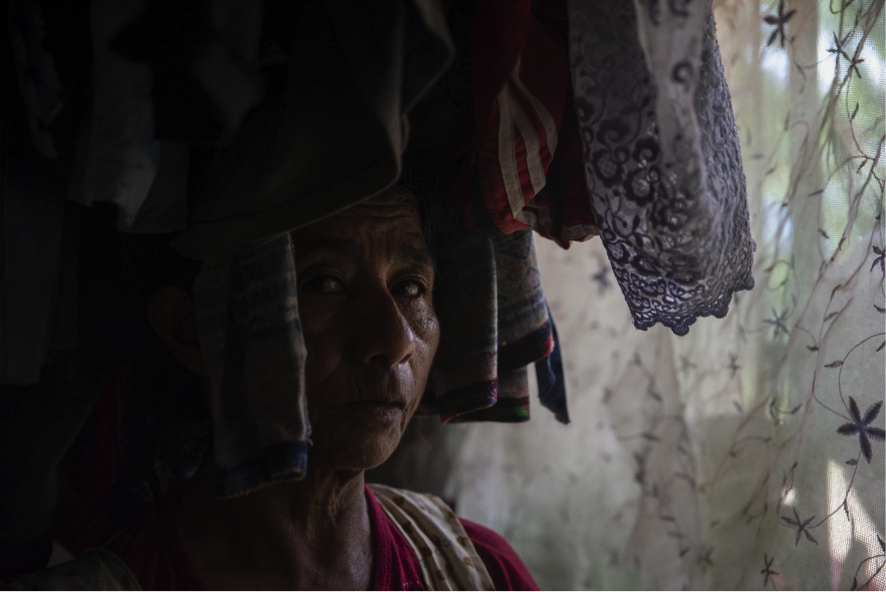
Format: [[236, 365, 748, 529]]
[[393, 280, 425, 298], [306, 275, 345, 293]]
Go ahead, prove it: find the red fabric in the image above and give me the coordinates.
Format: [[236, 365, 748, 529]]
[[55, 363, 130, 554], [105, 486, 538, 591], [454, 0, 596, 245], [459, 519, 540, 591]]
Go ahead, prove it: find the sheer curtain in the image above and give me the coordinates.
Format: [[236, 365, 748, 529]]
[[389, 1, 885, 589]]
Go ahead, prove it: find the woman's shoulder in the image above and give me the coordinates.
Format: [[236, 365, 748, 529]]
[[457, 518, 539, 591], [367, 484, 539, 591]]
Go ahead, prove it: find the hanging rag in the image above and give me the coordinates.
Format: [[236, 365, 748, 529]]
[[450, 0, 598, 246], [453, 0, 754, 336], [191, 234, 309, 498], [421, 228, 559, 423]]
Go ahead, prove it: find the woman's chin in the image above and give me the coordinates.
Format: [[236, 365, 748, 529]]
[[310, 421, 406, 471]]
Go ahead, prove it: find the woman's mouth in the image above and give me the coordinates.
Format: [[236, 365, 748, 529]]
[[344, 400, 405, 422]]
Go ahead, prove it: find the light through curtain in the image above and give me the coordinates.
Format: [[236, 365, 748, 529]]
[[418, 1, 885, 589]]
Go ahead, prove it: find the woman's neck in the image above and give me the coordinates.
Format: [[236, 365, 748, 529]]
[[179, 460, 374, 590]]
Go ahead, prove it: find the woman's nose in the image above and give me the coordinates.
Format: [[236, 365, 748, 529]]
[[351, 288, 415, 369]]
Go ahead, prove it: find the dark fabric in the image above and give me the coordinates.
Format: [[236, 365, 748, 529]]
[[461, 518, 540, 591], [0, 537, 53, 579], [535, 307, 568, 423], [6, 0, 63, 159], [420, 229, 555, 423], [214, 441, 308, 499], [0, 26, 66, 385], [0, 205, 151, 577], [55, 361, 210, 554], [451, 0, 597, 245], [566, 0, 755, 335], [104, 494, 211, 591], [174, 0, 454, 259], [109, 0, 265, 147], [191, 235, 309, 499], [103, 486, 538, 591]]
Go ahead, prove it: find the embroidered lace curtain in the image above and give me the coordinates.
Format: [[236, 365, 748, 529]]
[[381, 1, 885, 588]]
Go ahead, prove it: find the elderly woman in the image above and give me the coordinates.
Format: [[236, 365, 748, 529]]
[[50, 188, 534, 591]]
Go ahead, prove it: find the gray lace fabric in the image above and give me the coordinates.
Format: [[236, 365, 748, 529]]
[[567, 0, 755, 335]]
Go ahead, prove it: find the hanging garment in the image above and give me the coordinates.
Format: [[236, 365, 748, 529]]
[[566, 0, 755, 335], [1, 0, 754, 574], [173, 0, 455, 259], [454, 0, 754, 336], [422, 229, 563, 424], [7, 0, 62, 159], [451, 0, 598, 247], [70, 0, 263, 234], [191, 234, 308, 498]]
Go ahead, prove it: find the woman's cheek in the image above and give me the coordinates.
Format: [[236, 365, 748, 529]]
[[302, 336, 343, 391], [408, 305, 440, 376], [299, 316, 341, 391]]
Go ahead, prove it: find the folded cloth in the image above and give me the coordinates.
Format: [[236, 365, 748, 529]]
[[191, 234, 309, 498], [421, 228, 557, 423], [535, 306, 568, 424]]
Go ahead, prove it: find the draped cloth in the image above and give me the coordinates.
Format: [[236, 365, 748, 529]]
[[173, 0, 455, 259], [191, 235, 309, 498], [451, 0, 755, 336], [567, 0, 755, 336], [2, 1, 753, 379], [451, 0, 598, 246], [421, 229, 557, 424]]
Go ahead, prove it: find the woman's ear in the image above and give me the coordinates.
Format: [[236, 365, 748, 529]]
[[148, 286, 208, 378]]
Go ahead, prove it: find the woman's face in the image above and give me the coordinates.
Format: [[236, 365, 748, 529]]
[[293, 190, 440, 471]]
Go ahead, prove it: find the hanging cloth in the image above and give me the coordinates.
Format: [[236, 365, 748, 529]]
[[421, 228, 561, 424], [454, 0, 754, 335], [565, 0, 755, 335], [451, 0, 598, 246], [174, 0, 455, 259]]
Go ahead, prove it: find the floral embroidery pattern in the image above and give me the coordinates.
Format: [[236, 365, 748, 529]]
[[763, 0, 796, 47], [836, 398, 885, 463]]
